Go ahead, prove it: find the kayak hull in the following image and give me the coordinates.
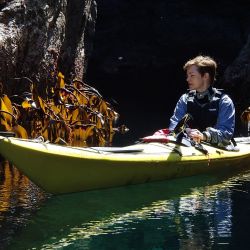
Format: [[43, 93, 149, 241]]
[[0, 136, 250, 194]]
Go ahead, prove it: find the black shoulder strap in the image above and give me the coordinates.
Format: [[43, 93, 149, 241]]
[[212, 88, 224, 98], [187, 90, 196, 101]]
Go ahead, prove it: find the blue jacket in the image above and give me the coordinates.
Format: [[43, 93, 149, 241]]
[[169, 88, 235, 145]]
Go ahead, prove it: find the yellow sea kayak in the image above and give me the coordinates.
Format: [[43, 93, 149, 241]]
[[0, 135, 250, 194]]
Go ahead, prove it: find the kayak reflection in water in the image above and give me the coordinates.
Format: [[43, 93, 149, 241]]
[[169, 55, 235, 147]]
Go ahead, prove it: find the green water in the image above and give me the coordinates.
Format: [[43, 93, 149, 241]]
[[1, 162, 250, 249]]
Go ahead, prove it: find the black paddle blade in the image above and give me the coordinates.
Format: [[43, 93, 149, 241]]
[[173, 113, 193, 135]]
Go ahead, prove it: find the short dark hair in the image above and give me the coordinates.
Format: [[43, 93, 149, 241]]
[[183, 55, 217, 84]]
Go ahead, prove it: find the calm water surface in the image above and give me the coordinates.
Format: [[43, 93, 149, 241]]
[[1, 161, 250, 250]]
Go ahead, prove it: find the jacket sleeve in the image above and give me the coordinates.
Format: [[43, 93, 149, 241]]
[[169, 94, 187, 130], [205, 94, 235, 145]]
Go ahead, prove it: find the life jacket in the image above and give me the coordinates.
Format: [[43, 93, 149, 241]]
[[186, 87, 224, 131]]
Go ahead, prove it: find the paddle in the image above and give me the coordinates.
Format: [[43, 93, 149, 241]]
[[140, 113, 207, 154], [172, 114, 208, 154], [0, 131, 16, 137], [173, 113, 193, 137], [141, 114, 193, 144]]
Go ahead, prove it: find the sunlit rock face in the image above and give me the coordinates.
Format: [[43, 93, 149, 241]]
[[0, 0, 97, 94], [87, 0, 250, 117]]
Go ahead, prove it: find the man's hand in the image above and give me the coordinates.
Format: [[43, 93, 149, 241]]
[[185, 128, 205, 143]]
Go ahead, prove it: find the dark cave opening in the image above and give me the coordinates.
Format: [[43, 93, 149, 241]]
[[86, 0, 249, 144]]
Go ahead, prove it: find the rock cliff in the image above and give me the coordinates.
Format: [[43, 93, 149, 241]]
[[0, 0, 96, 94]]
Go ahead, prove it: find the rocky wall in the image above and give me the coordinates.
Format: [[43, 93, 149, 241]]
[[0, 0, 96, 95]]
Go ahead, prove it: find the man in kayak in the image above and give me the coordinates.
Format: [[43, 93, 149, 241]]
[[169, 55, 235, 146]]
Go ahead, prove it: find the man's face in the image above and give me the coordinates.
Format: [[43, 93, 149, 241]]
[[186, 65, 209, 92]]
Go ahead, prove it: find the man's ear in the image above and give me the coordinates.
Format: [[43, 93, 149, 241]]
[[204, 72, 210, 80]]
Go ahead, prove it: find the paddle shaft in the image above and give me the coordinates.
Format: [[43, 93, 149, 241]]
[[0, 131, 16, 137]]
